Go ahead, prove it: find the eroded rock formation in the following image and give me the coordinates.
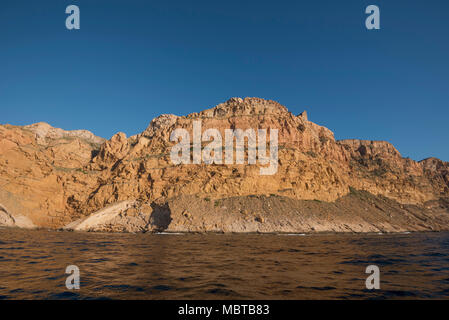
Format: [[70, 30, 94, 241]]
[[1, 98, 448, 232]]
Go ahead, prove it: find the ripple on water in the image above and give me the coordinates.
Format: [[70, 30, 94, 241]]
[[0, 229, 448, 299]]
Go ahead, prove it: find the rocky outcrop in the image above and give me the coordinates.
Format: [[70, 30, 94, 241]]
[[63, 200, 173, 233], [64, 201, 151, 232], [1, 98, 448, 232], [24, 122, 105, 146], [0, 204, 15, 227], [419, 157, 449, 198], [0, 123, 104, 227], [0, 203, 35, 228]]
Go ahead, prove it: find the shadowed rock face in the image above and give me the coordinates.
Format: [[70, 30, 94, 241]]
[[1, 97, 448, 232]]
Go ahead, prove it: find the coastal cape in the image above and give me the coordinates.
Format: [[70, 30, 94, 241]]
[[1, 98, 448, 233]]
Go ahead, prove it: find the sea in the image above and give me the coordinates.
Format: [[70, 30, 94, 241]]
[[0, 228, 448, 299]]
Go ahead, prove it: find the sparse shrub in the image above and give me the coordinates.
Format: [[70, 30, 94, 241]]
[[372, 168, 387, 177], [76, 168, 88, 174], [306, 151, 317, 158]]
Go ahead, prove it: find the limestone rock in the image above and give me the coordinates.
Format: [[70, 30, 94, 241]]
[[1, 97, 449, 232], [64, 200, 152, 233], [24, 122, 104, 146], [0, 203, 36, 228], [298, 110, 308, 121]]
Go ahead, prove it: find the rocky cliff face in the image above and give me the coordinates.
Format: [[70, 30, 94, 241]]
[[1, 98, 448, 232], [0, 122, 104, 227]]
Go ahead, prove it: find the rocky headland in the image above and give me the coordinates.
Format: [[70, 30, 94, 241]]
[[1, 98, 448, 233]]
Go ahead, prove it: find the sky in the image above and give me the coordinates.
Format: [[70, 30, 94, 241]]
[[1, 0, 448, 161]]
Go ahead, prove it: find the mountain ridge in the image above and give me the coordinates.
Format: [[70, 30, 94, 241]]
[[1, 97, 448, 232]]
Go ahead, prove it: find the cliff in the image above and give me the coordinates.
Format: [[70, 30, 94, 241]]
[[1, 98, 448, 232]]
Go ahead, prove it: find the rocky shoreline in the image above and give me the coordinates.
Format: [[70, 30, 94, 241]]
[[3, 189, 449, 234], [59, 189, 449, 233]]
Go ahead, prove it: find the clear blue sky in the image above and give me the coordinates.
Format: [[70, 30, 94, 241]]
[[1, 0, 448, 161]]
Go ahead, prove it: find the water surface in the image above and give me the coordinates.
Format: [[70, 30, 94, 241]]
[[0, 228, 448, 299]]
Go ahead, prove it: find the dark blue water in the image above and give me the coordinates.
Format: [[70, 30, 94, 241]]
[[0, 228, 448, 299]]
